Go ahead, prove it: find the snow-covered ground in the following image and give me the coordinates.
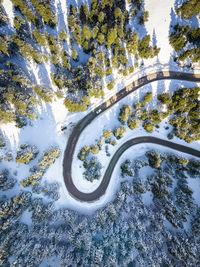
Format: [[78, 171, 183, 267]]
[[111, 143, 200, 207], [72, 79, 200, 196], [1, 0, 200, 214], [3, 0, 14, 28], [145, 0, 175, 64]]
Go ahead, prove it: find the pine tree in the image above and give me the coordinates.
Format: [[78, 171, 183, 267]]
[[107, 28, 117, 48]]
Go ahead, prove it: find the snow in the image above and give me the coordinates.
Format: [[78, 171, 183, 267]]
[[111, 143, 200, 211], [1, 0, 200, 215], [20, 210, 33, 226], [1, 78, 199, 215], [145, 0, 175, 64], [72, 79, 200, 195], [39, 257, 60, 267], [187, 178, 200, 206], [2, 0, 14, 28]]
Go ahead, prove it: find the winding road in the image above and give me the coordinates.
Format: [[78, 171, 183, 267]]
[[63, 70, 200, 202]]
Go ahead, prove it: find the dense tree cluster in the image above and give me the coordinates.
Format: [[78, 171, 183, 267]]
[[0, 64, 40, 126], [16, 144, 39, 164], [21, 146, 60, 187], [0, 0, 8, 25], [0, 169, 16, 191], [117, 86, 200, 139], [78, 144, 102, 182], [121, 150, 200, 232], [158, 87, 200, 142], [56, 0, 159, 111], [83, 156, 102, 182], [0, 191, 32, 230], [0, 0, 160, 117], [170, 2, 200, 64], [78, 84, 199, 183], [170, 24, 200, 63], [11, 0, 56, 27], [176, 0, 200, 19], [118, 104, 132, 124], [32, 181, 60, 201], [121, 159, 135, 177], [1, 149, 199, 266]]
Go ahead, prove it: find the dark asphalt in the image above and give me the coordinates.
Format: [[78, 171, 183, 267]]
[[63, 70, 200, 202]]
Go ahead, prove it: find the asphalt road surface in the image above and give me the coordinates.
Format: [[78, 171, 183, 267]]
[[63, 70, 200, 202]]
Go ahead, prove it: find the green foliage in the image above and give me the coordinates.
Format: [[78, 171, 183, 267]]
[[30, 0, 57, 27], [170, 23, 200, 62], [128, 118, 140, 130], [139, 110, 149, 121], [82, 24, 93, 41], [107, 80, 115, 90], [138, 35, 154, 58], [143, 121, 155, 132], [0, 36, 8, 55], [114, 7, 121, 19], [11, 0, 37, 25], [121, 160, 134, 177], [167, 87, 200, 142], [16, 151, 33, 164], [68, 15, 76, 31], [51, 55, 59, 66], [90, 145, 99, 154], [103, 130, 112, 139], [97, 33, 105, 45], [137, 92, 153, 107], [118, 104, 132, 123], [16, 144, 38, 164], [21, 170, 44, 187], [107, 28, 117, 48], [21, 146, 60, 187], [87, 88, 104, 98], [98, 11, 105, 23], [79, 4, 90, 24], [176, 0, 200, 19], [144, 92, 152, 103], [34, 86, 54, 103], [106, 67, 112, 76], [47, 35, 59, 54], [140, 11, 149, 24], [38, 146, 60, 170], [101, 23, 107, 34], [157, 93, 172, 104], [14, 37, 45, 64], [32, 29, 47, 46], [78, 146, 90, 161], [127, 32, 138, 55], [59, 30, 67, 42], [64, 97, 90, 112], [14, 15, 25, 31], [146, 151, 162, 168], [0, 110, 16, 124], [113, 126, 126, 139], [72, 49, 78, 61], [73, 26, 82, 45], [149, 109, 162, 124], [187, 28, 200, 44], [169, 33, 186, 52]]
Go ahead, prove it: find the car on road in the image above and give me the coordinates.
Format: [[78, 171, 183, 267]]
[[96, 108, 102, 114]]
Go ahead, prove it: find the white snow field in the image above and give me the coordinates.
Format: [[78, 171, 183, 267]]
[[1, 0, 200, 214], [145, 0, 175, 64], [3, 0, 14, 28]]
